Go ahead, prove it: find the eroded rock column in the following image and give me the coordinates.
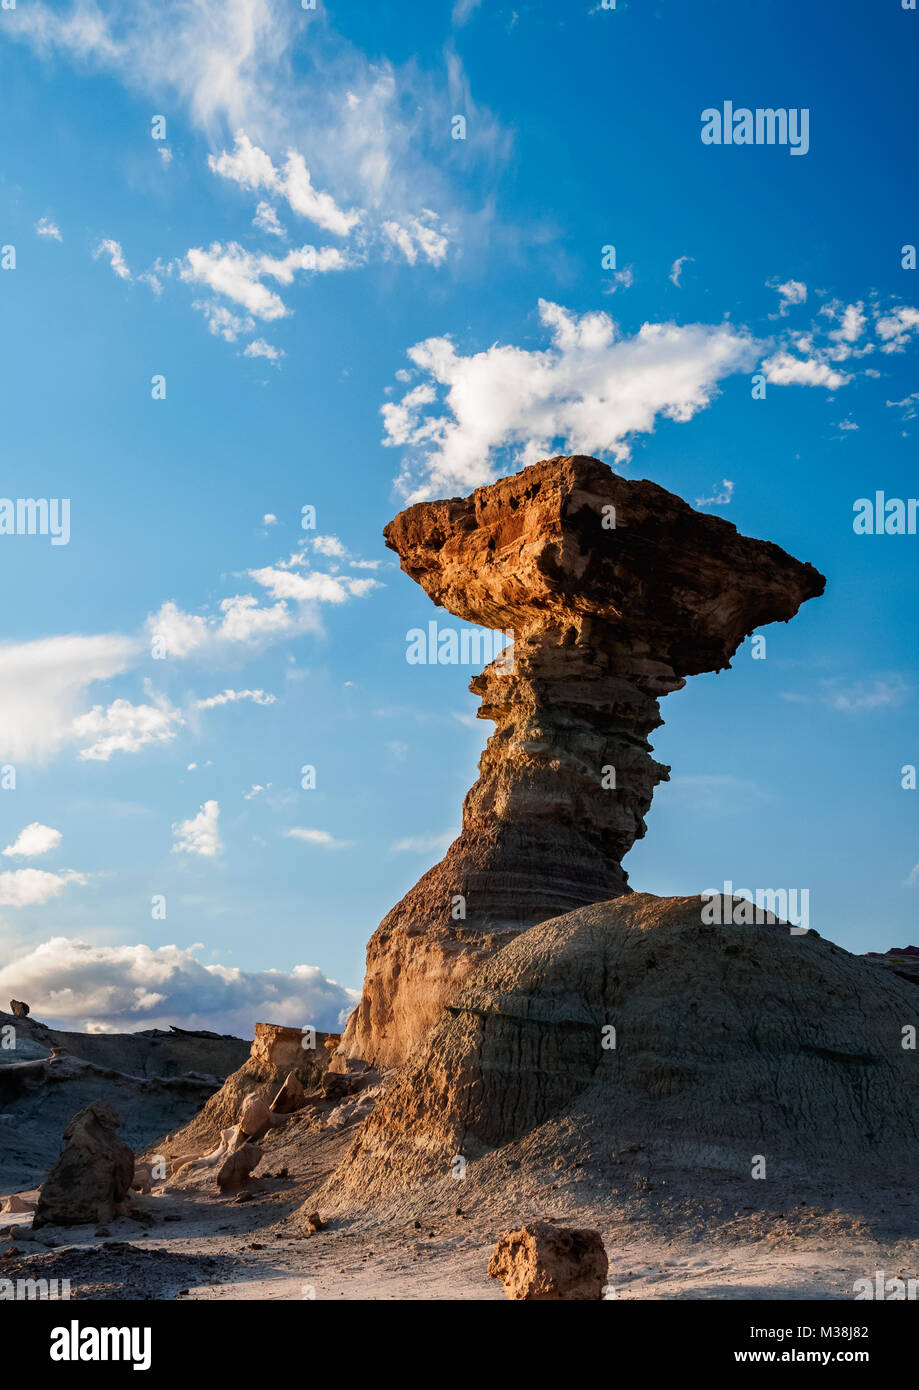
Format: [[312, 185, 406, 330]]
[[336, 455, 825, 1070]]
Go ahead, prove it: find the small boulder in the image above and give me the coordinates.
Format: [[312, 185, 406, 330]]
[[269, 1071, 307, 1115], [33, 1101, 134, 1229], [216, 1142, 263, 1193], [487, 1221, 608, 1301], [306, 1211, 324, 1234], [9, 1000, 29, 1018], [3, 1193, 37, 1214], [131, 1163, 153, 1194]]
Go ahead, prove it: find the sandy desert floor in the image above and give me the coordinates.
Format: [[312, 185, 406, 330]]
[[4, 1172, 917, 1301]]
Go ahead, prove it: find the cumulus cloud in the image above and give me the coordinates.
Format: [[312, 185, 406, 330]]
[[760, 349, 852, 390], [3, 823, 63, 858], [874, 305, 919, 353], [74, 691, 184, 761], [768, 279, 807, 316], [0, 937, 358, 1034], [145, 555, 377, 658], [0, 868, 87, 907], [244, 337, 285, 362], [180, 240, 349, 322], [383, 299, 760, 500], [210, 131, 360, 237], [173, 800, 222, 857]]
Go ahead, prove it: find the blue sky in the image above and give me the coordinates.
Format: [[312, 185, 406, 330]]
[[0, 0, 917, 1035]]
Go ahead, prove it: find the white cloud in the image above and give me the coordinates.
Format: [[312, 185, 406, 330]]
[[0, 633, 138, 763], [695, 479, 734, 507], [248, 566, 378, 603], [0, 937, 358, 1034], [74, 692, 184, 761], [243, 782, 271, 799], [382, 213, 449, 266], [669, 255, 694, 287], [826, 300, 867, 345], [253, 201, 286, 237], [7, 0, 509, 277], [0, 868, 87, 908], [874, 305, 919, 353], [35, 216, 62, 241], [194, 299, 255, 341], [180, 240, 349, 322], [262, 512, 279, 525], [93, 237, 132, 280], [384, 299, 760, 500], [311, 535, 347, 559], [173, 799, 222, 857], [285, 827, 352, 850], [244, 337, 285, 362], [3, 823, 62, 859], [760, 350, 852, 390], [769, 279, 807, 316], [194, 688, 275, 709], [210, 130, 360, 237]]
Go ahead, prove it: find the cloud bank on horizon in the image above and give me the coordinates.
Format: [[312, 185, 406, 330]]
[[0, 937, 358, 1036]]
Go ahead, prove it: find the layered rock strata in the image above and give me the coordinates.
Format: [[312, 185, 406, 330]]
[[338, 456, 825, 1070]]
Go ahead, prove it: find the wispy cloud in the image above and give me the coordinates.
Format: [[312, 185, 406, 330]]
[[285, 827, 352, 850]]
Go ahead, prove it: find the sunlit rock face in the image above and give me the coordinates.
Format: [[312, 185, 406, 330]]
[[338, 455, 825, 1070]]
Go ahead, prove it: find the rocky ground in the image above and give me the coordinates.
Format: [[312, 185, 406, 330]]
[[0, 1011, 249, 1192], [3, 1136, 916, 1300]]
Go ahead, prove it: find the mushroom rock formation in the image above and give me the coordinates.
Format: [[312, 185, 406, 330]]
[[338, 456, 825, 1071]]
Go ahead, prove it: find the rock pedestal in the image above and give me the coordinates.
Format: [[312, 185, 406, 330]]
[[338, 456, 825, 1070]]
